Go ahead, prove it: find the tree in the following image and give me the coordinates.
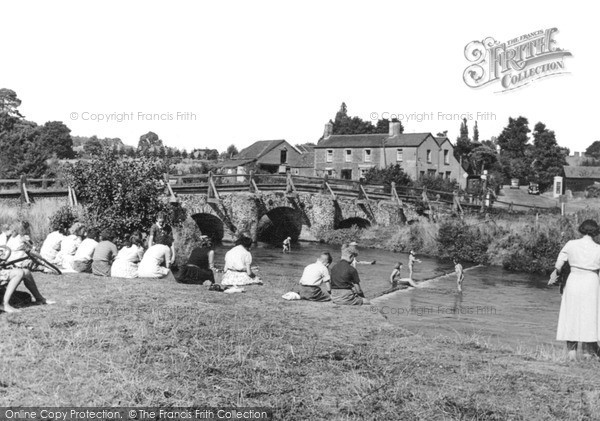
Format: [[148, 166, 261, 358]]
[[0, 119, 49, 178], [454, 118, 477, 172], [226, 144, 238, 158], [38, 121, 74, 159], [363, 164, 412, 192], [137, 131, 163, 155], [585, 141, 600, 160], [206, 149, 219, 160], [83, 136, 104, 156], [470, 145, 497, 173], [375, 118, 404, 134], [331, 102, 377, 135], [0, 88, 24, 118], [473, 121, 479, 143], [65, 149, 186, 242], [497, 116, 532, 182], [531, 122, 568, 191]]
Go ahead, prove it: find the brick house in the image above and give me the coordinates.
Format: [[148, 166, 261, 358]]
[[314, 122, 466, 187]]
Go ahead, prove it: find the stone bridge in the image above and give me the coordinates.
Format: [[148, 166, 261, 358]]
[[177, 190, 408, 243]]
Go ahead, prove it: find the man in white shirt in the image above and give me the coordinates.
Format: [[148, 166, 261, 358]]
[[298, 252, 332, 302]]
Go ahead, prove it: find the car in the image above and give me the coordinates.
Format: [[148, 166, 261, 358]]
[[528, 182, 540, 195]]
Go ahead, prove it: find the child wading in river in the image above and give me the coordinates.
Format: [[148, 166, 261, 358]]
[[454, 258, 464, 292]]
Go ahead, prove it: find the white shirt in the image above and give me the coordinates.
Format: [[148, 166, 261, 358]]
[[6, 234, 29, 260], [299, 260, 330, 286], [556, 236, 600, 271], [0, 232, 9, 246], [114, 245, 144, 264], [40, 231, 65, 259], [224, 245, 252, 271], [59, 234, 82, 255], [74, 238, 98, 262]]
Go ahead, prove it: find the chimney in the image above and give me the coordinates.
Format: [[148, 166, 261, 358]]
[[323, 122, 333, 139], [389, 121, 401, 137]]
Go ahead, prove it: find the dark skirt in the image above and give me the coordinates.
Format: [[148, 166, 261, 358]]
[[73, 260, 92, 273], [92, 261, 111, 277], [176, 264, 215, 285], [299, 285, 331, 302]]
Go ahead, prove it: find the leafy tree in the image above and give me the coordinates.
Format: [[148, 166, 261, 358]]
[[65, 149, 186, 242], [0, 88, 24, 118], [473, 121, 479, 143], [226, 144, 238, 158], [363, 164, 411, 192], [0, 118, 49, 178], [181, 149, 188, 159], [375, 118, 404, 134], [137, 131, 163, 155], [470, 145, 497, 173], [497, 116, 532, 182], [585, 141, 600, 160], [531, 122, 568, 191], [37, 121, 74, 159], [206, 149, 219, 160], [83, 136, 104, 156], [454, 118, 478, 172]]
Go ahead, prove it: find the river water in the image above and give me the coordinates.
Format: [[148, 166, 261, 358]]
[[214, 241, 562, 352]]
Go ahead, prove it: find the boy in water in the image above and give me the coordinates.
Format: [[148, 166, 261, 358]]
[[408, 250, 421, 280], [282, 237, 291, 254], [454, 258, 464, 292]]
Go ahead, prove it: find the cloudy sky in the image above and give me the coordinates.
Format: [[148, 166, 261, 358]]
[[3, 0, 594, 153]]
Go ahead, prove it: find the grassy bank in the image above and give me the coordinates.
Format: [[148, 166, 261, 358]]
[[320, 208, 600, 274], [1, 264, 600, 419]]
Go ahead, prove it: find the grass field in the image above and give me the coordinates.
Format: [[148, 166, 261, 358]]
[[2, 262, 600, 420]]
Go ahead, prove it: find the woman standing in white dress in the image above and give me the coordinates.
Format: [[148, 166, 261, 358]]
[[111, 232, 144, 278], [549, 219, 600, 360]]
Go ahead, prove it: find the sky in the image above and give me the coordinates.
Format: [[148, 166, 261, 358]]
[[2, 0, 595, 153]]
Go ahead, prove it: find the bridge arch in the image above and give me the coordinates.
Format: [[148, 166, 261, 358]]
[[257, 206, 303, 244], [337, 217, 371, 230], [191, 213, 225, 243]]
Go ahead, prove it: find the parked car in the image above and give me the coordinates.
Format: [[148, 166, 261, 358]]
[[528, 182, 540, 195]]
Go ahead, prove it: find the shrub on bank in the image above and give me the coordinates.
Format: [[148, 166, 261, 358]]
[[437, 219, 500, 264]]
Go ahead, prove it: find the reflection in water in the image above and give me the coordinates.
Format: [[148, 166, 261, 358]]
[[213, 241, 562, 352]]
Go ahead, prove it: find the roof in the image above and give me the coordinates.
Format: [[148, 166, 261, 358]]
[[236, 139, 287, 160], [289, 151, 314, 168], [563, 166, 600, 179], [435, 136, 451, 147], [315, 133, 434, 148], [216, 158, 256, 169]]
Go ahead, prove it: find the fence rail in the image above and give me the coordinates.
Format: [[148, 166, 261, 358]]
[[0, 172, 558, 214]]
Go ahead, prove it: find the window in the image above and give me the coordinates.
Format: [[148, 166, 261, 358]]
[[439, 172, 444, 178], [326, 150, 333, 163], [293, 168, 300, 175], [341, 169, 352, 180], [426, 149, 432, 163], [345, 149, 352, 162], [396, 149, 403, 162], [280, 149, 287, 164], [364, 149, 372, 162], [444, 150, 449, 165], [446, 171, 452, 179], [326, 169, 334, 177], [428, 169, 436, 177], [420, 171, 425, 179]]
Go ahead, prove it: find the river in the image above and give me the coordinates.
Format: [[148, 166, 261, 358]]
[[213, 241, 562, 352]]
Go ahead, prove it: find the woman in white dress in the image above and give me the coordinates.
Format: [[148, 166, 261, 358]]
[[111, 232, 144, 278], [549, 219, 600, 360], [6, 221, 33, 268], [56, 222, 85, 272], [137, 243, 171, 278], [221, 236, 262, 286], [40, 226, 67, 263]]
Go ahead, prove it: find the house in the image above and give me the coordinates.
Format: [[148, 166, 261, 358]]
[[215, 139, 306, 175], [563, 166, 600, 192], [314, 122, 466, 187]]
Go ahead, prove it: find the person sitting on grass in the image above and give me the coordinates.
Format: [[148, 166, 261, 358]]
[[40, 223, 68, 264], [298, 252, 332, 302], [0, 224, 13, 246], [137, 241, 173, 279], [329, 245, 369, 306], [221, 235, 262, 286], [111, 231, 144, 279], [56, 222, 86, 273], [6, 221, 34, 268], [91, 229, 118, 277], [1, 247, 55, 313], [72, 229, 99, 273], [389, 262, 419, 288], [176, 235, 216, 285]]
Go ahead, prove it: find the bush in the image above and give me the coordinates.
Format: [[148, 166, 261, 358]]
[[66, 150, 186, 242], [318, 225, 363, 245], [49, 205, 79, 233], [437, 220, 497, 264]]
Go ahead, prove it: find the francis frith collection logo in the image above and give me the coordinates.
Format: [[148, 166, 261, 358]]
[[463, 28, 572, 92]]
